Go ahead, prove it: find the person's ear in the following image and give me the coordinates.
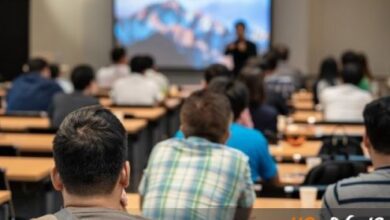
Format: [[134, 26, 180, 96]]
[[119, 161, 130, 188], [221, 130, 230, 144], [363, 133, 373, 155], [51, 167, 64, 191]]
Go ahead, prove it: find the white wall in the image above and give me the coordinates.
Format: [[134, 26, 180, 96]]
[[30, 0, 390, 77]]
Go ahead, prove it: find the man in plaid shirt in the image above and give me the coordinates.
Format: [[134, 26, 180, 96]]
[[139, 90, 255, 220]]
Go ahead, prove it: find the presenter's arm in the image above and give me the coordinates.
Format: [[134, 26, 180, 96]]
[[248, 42, 258, 57], [225, 42, 236, 55]]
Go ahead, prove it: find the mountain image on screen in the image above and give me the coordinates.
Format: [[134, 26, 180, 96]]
[[114, 0, 271, 69]]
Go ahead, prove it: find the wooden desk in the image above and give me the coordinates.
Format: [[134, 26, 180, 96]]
[[291, 100, 314, 110], [0, 191, 10, 205], [0, 157, 53, 182], [270, 141, 322, 159], [164, 98, 182, 110], [0, 133, 54, 153], [291, 111, 323, 123], [278, 164, 308, 185], [99, 97, 112, 107], [122, 119, 148, 134], [110, 107, 166, 121], [0, 116, 50, 131], [292, 92, 313, 102], [126, 193, 322, 213], [284, 124, 365, 137]]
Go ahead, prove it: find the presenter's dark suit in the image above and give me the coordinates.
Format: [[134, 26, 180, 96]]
[[225, 40, 257, 76]]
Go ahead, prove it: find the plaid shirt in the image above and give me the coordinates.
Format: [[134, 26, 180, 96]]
[[139, 137, 256, 220]]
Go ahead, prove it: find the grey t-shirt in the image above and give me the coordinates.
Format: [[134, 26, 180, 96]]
[[34, 207, 147, 220]]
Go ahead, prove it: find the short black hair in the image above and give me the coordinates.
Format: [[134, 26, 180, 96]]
[[53, 106, 127, 196], [238, 67, 266, 105], [143, 55, 155, 69], [260, 50, 278, 71], [111, 47, 127, 63], [207, 78, 249, 121], [28, 58, 49, 73], [130, 56, 149, 74], [235, 21, 246, 29], [204, 64, 232, 84], [341, 50, 359, 66], [274, 44, 290, 61], [341, 63, 363, 85], [181, 90, 231, 143], [50, 64, 60, 79], [71, 65, 95, 91], [364, 97, 390, 155]]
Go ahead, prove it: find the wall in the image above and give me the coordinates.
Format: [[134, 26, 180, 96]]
[[30, 0, 390, 78]]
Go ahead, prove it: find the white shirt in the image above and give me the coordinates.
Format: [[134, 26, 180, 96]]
[[111, 74, 162, 106], [56, 78, 74, 94], [145, 69, 169, 95], [97, 64, 130, 89], [320, 84, 373, 122]]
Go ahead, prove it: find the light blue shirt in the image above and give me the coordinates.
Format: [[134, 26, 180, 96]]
[[175, 123, 277, 182]]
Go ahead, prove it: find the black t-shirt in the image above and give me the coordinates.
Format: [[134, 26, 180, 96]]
[[225, 40, 257, 75]]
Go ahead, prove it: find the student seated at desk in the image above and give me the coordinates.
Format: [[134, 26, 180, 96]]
[[140, 91, 255, 220], [97, 47, 130, 89], [35, 106, 145, 220], [6, 58, 63, 112], [143, 55, 170, 96], [320, 63, 373, 122], [49, 65, 99, 128], [176, 78, 279, 184], [111, 56, 163, 106], [323, 97, 390, 211]]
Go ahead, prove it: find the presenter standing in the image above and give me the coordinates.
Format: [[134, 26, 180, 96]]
[[225, 21, 257, 76]]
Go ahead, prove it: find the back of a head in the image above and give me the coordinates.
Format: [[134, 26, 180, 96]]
[[111, 47, 127, 64], [130, 56, 149, 74], [319, 57, 339, 82], [53, 105, 127, 196], [238, 66, 265, 105], [274, 44, 289, 61], [180, 90, 231, 143], [71, 65, 95, 91], [28, 58, 49, 73], [204, 64, 232, 84], [50, 64, 60, 79], [341, 50, 359, 67], [341, 63, 363, 85], [207, 78, 249, 121], [260, 50, 278, 71], [364, 97, 390, 155], [143, 55, 155, 70]]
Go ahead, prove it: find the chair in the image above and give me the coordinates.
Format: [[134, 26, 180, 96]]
[[318, 135, 364, 160], [302, 161, 368, 186], [0, 168, 16, 219], [0, 145, 20, 156]]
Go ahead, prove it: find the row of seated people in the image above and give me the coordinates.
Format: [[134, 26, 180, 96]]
[[33, 93, 390, 219]]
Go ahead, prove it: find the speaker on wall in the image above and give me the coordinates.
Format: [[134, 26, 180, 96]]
[[0, 0, 30, 81]]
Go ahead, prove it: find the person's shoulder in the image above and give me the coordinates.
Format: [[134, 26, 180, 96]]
[[231, 124, 267, 147], [220, 144, 250, 163], [32, 215, 57, 220]]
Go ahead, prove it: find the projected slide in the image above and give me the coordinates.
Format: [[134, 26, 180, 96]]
[[114, 0, 272, 69]]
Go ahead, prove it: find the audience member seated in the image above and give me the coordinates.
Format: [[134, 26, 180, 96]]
[[320, 63, 373, 122], [140, 91, 255, 220], [111, 56, 163, 106], [322, 97, 390, 211], [273, 44, 305, 89], [97, 47, 131, 89], [357, 52, 374, 92], [143, 55, 170, 96], [260, 52, 290, 115], [312, 57, 340, 105], [203, 63, 233, 87], [6, 58, 63, 112], [35, 106, 145, 219], [50, 63, 74, 94], [49, 65, 99, 128], [176, 78, 278, 183], [239, 67, 278, 140]]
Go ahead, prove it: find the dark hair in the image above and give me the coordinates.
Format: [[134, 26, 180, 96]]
[[238, 67, 266, 105], [71, 65, 95, 91], [50, 64, 60, 79], [357, 53, 373, 79], [274, 44, 290, 61], [260, 50, 278, 71], [319, 57, 339, 85], [180, 90, 231, 143], [143, 55, 155, 69], [204, 64, 232, 84], [341, 63, 363, 85], [364, 97, 390, 155], [28, 58, 49, 73], [130, 56, 149, 74], [207, 78, 249, 121], [341, 50, 359, 67], [235, 21, 246, 30], [53, 106, 127, 196], [111, 47, 127, 63]]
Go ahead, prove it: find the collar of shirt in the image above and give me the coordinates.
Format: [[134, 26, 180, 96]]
[[183, 136, 225, 150]]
